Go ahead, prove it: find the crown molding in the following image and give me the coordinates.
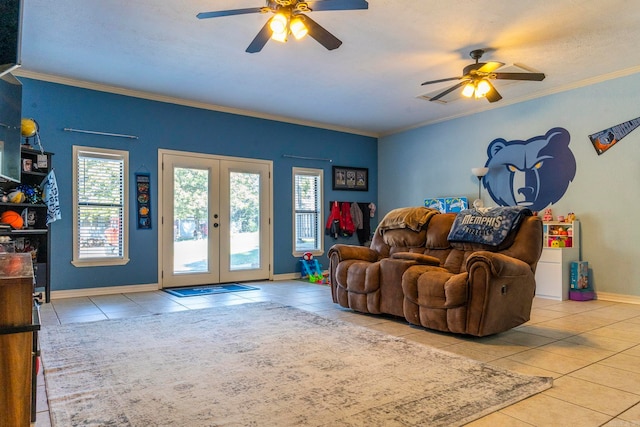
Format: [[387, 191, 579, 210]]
[[13, 69, 378, 138], [16, 65, 640, 140]]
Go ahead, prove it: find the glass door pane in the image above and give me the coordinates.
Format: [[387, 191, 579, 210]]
[[229, 171, 260, 271], [173, 167, 209, 274]]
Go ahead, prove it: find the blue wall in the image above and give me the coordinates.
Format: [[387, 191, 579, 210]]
[[21, 78, 377, 291], [379, 72, 640, 298]]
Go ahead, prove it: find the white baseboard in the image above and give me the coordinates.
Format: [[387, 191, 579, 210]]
[[48, 273, 327, 300], [51, 283, 159, 300], [595, 292, 640, 305], [272, 272, 302, 281]]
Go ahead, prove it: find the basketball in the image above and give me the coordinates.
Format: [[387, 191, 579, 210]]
[[21, 118, 38, 138], [1, 210, 23, 229]]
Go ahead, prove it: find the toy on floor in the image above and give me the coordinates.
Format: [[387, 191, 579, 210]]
[[300, 252, 328, 284]]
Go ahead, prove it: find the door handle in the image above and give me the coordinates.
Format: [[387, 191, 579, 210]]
[[213, 223, 219, 228]]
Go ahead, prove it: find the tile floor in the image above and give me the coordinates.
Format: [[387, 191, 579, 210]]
[[34, 280, 640, 426]]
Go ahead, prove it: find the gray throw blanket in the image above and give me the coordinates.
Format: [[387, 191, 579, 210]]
[[447, 206, 532, 247]]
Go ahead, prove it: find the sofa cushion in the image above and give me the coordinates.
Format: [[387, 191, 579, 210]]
[[425, 214, 455, 249], [382, 228, 427, 248], [335, 260, 381, 294], [414, 270, 468, 309]]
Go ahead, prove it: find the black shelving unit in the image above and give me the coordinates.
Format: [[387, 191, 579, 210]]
[[0, 147, 53, 302]]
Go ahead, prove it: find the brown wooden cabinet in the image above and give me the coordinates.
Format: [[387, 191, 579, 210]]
[[0, 253, 39, 427]]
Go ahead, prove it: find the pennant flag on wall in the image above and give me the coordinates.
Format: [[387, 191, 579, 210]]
[[41, 169, 61, 225], [589, 116, 640, 155]]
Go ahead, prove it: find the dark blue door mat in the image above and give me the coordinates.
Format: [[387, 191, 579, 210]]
[[163, 284, 259, 297]]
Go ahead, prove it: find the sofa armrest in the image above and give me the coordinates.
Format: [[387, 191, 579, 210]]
[[328, 244, 379, 263], [391, 252, 440, 266], [464, 251, 536, 336], [466, 251, 532, 277]]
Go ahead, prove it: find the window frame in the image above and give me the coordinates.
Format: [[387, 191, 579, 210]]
[[72, 145, 130, 267], [292, 167, 324, 257]]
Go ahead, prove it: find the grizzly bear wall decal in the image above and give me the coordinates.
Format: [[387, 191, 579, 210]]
[[483, 127, 576, 212]]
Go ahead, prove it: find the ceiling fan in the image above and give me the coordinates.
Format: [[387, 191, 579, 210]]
[[420, 49, 546, 103], [196, 0, 369, 53]]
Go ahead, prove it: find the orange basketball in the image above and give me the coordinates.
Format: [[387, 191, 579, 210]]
[[1, 210, 23, 229]]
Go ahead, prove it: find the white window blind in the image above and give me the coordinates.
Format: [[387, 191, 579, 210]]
[[73, 146, 129, 266], [293, 168, 323, 254]]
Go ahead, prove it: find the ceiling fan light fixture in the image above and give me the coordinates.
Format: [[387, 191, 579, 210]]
[[290, 17, 308, 40], [461, 82, 475, 98], [271, 31, 288, 42], [196, 1, 368, 53], [269, 13, 288, 41], [421, 49, 545, 103], [475, 79, 491, 98]]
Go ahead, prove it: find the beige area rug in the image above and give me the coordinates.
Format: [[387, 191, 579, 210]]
[[40, 302, 552, 426]]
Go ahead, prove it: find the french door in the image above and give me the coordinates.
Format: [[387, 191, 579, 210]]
[[159, 150, 272, 287]]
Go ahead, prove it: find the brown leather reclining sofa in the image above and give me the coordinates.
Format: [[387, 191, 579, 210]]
[[328, 206, 543, 337]]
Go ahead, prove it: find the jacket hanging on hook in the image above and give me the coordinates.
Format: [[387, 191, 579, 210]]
[[325, 201, 355, 239], [339, 202, 355, 237], [325, 201, 341, 239]]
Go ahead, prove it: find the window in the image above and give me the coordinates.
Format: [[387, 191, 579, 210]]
[[293, 167, 323, 255], [72, 146, 129, 266]]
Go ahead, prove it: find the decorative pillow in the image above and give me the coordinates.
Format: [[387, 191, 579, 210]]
[[447, 206, 532, 250]]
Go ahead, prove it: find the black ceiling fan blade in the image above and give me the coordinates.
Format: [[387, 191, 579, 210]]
[[304, 15, 342, 50], [197, 7, 264, 19], [429, 81, 467, 102], [421, 76, 462, 86], [245, 20, 272, 53], [493, 72, 546, 81], [306, 0, 369, 11], [485, 81, 503, 103]]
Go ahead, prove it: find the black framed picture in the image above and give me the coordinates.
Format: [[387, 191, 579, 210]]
[[332, 166, 368, 191]]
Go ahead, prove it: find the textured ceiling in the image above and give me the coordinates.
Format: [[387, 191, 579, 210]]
[[16, 0, 640, 137]]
